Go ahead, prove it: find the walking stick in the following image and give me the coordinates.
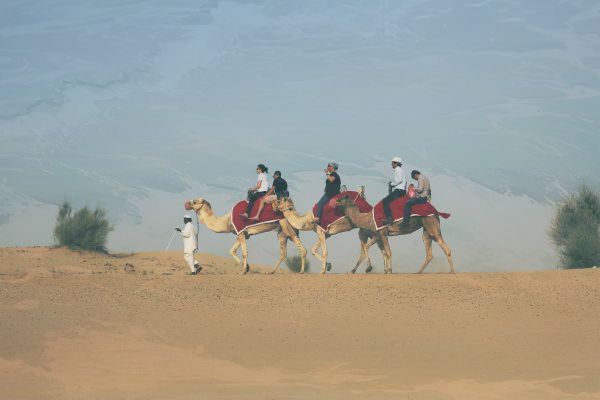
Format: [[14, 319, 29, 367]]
[[164, 230, 177, 252]]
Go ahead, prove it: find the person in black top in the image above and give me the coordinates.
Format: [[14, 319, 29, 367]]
[[249, 171, 289, 221], [314, 162, 341, 223]]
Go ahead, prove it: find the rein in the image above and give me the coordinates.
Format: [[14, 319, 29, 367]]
[[192, 201, 206, 251]]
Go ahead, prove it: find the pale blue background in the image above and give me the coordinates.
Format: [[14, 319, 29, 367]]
[[1, 1, 599, 271]]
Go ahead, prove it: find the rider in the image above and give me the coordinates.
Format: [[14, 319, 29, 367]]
[[314, 162, 341, 223], [249, 170, 288, 221], [241, 164, 269, 219], [402, 170, 431, 226], [382, 156, 407, 225]]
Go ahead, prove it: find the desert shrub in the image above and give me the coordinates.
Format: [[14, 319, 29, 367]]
[[285, 255, 310, 273], [54, 201, 113, 252], [550, 185, 600, 269]]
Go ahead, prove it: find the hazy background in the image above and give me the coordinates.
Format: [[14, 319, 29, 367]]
[[1, 0, 599, 272]]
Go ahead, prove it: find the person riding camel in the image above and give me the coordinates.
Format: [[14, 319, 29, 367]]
[[382, 156, 407, 225], [313, 162, 341, 223], [402, 170, 431, 226], [241, 164, 269, 219], [249, 170, 289, 221]]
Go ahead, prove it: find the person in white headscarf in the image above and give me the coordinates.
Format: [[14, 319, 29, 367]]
[[382, 156, 407, 225], [175, 214, 201, 275]]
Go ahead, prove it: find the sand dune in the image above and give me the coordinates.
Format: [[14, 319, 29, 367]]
[[1, 247, 599, 399]]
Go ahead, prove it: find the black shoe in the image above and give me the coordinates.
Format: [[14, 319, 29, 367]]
[[194, 264, 202, 274]]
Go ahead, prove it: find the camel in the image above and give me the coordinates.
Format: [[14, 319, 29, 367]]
[[336, 195, 455, 274], [186, 198, 306, 275], [274, 195, 388, 274]]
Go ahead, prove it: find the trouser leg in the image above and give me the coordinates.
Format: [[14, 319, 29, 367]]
[[184, 252, 196, 273], [246, 193, 257, 215], [383, 190, 402, 220], [246, 192, 266, 215], [403, 197, 427, 223], [316, 195, 330, 218]]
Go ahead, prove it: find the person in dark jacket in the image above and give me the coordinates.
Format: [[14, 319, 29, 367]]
[[313, 162, 341, 223]]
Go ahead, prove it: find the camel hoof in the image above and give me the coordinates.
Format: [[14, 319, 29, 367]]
[[365, 265, 373, 273], [320, 270, 326, 275], [238, 266, 249, 275]]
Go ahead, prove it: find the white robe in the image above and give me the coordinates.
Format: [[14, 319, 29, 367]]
[[180, 222, 197, 254]]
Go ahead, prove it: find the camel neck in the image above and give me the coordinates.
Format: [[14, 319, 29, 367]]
[[344, 205, 371, 229], [197, 208, 231, 233], [283, 209, 314, 231]]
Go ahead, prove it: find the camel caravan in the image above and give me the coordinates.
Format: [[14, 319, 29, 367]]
[[183, 158, 455, 275]]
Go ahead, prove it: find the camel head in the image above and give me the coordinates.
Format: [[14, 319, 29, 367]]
[[335, 194, 358, 212], [274, 197, 296, 212], [185, 198, 211, 214]]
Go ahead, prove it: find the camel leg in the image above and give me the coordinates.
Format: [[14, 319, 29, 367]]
[[380, 234, 393, 274], [373, 236, 388, 273], [417, 230, 434, 274], [270, 231, 288, 275], [365, 236, 383, 274], [350, 230, 371, 274], [365, 255, 374, 273], [311, 237, 324, 264], [436, 236, 455, 273], [354, 234, 390, 274], [291, 232, 307, 274], [423, 217, 455, 274], [238, 234, 250, 275], [318, 231, 329, 274], [229, 239, 242, 266], [365, 234, 388, 273], [276, 221, 307, 274]]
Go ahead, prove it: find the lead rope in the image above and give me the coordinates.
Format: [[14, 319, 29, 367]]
[[194, 212, 200, 251]]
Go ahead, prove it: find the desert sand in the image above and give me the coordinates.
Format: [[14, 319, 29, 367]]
[[1, 247, 599, 399]]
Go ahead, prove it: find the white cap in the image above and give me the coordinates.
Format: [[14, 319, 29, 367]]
[[392, 157, 402, 164], [184, 214, 192, 219]]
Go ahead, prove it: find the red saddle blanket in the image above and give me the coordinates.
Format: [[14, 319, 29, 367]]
[[373, 196, 450, 230], [312, 191, 373, 231], [231, 200, 284, 235]]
